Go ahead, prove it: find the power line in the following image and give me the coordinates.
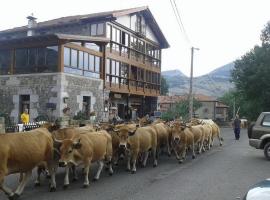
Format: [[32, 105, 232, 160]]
[[169, 0, 191, 45], [172, 0, 191, 44]]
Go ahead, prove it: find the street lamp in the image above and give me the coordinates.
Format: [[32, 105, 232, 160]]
[[189, 47, 199, 120]]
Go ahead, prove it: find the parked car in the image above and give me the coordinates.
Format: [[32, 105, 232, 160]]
[[248, 112, 270, 159], [243, 178, 270, 200]]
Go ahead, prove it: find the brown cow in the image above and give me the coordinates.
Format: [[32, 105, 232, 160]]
[[151, 123, 172, 157], [0, 128, 57, 200], [171, 123, 195, 163], [55, 130, 113, 188], [114, 125, 158, 173], [34, 125, 96, 186]]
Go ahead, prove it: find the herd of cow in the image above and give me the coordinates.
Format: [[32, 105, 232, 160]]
[[0, 117, 223, 200]]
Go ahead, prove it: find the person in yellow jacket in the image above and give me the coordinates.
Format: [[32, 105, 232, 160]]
[[21, 109, 30, 124]]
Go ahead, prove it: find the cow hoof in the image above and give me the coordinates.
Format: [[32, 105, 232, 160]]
[[220, 143, 223, 146], [50, 187, 56, 192], [153, 164, 157, 168], [168, 153, 171, 157], [92, 178, 98, 182], [63, 184, 69, 190], [192, 155, 196, 159], [114, 163, 118, 166], [109, 171, 113, 176], [83, 184, 89, 188], [46, 175, 51, 179], [35, 182, 41, 187], [72, 177, 78, 182], [8, 194, 19, 200], [126, 168, 130, 172], [131, 170, 136, 174], [178, 160, 183, 164], [141, 164, 146, 168]]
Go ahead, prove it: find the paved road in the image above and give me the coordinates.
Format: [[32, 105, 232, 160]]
[[1, 128, 269, 200]]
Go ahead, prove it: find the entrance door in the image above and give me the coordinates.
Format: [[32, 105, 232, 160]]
[[117, 104, 125, 119], [19, 95, 30, 123]]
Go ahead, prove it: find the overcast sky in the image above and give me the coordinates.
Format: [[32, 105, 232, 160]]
[[1, 0, 270, 76]]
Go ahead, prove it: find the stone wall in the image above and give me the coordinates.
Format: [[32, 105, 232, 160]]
[[0, 73, 106, 123]]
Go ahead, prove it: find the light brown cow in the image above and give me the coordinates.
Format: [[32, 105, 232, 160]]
[[210, 122, 223, 146], [115, 125, 158, 173], [171, 123, 195, 163], [56, 130, 113, 188], [34, 125, 97, 186], [151, 123, 172, 157], [0, 128, 57, 200]]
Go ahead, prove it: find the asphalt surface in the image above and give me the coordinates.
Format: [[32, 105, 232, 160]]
[[1, 128, 270, 200]]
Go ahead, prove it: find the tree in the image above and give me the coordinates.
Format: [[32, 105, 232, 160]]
[[231, 22, 270, 120], [160, 76, 169, 95]]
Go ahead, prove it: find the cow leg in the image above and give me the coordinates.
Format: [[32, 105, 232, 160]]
[[13, 170, 31, 197], [71, 165, 78, 182], [47, 165, 57, 192], [83, 162, 90, 188], [0, 176, 15, 198], [126, 153, 131, 171], [152, 148, 158, 167], [179, 146, 186, 163], [191, 142, 196, 159], [131, 151, 138, 174], [35, 166, 43, 186], [142, 151, 149, 167], [173, 146, 180, 161], [63, 166, 70, 189], [93, 161, 104, 181]]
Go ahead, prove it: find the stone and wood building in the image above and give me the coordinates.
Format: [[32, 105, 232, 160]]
[[0, 6, 169, 123], [158, 94, 229, 121]]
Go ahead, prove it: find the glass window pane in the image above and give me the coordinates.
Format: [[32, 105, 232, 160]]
[[116, 29, 120, 43], [45, 46, 58, 72], [89, 55, 94, 71], [84, 52, 88, 69], [106, 59, 110, 74], [28, 48, 36, 66], [91, 24, 97, 36], [97, 23, 104, 35], [106, 24, 111, 39], [64, 47, 70, 66], [0, 50, 11, 75], [95, 56, 100, 73], [15, 49, 28, 74], [79, 51, 84, 69], [37, 48, 46, 66], [112, 27, 116, 42], [71, 49, 78, 68], [115, 61, 119, 76], [111, 60, 115, 75]]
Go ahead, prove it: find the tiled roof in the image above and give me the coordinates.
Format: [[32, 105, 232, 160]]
[[158, 94, 217, 104], [0, 6, 169, 48]]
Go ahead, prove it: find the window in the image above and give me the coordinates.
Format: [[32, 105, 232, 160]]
[[0, 50, 11, 75], [71, 49, 78, 67], [84, 52, 88, 69], [106, 24, 111, 39], [64, 47, 71, 66], [97, 23, 104, 35], [91, 24, 97, 36], [95, 56, 100, 72], [89, 55, 95, 71], [78, 51, 84, 69], [262, 115, 270, 126]]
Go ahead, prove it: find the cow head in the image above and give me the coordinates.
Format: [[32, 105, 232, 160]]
[[57, 138, 82, 167], [171, 124, 185, 145], [114, 125, 138, 149]]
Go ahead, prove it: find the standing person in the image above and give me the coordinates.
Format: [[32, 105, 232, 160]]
[[21, 108, 30, 124], [233, 114, 241, 140]]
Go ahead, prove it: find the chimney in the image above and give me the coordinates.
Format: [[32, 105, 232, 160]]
[[27, 14, 37, 36]]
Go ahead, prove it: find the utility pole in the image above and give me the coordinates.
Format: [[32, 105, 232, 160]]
[[189, 47, 199, 120]]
